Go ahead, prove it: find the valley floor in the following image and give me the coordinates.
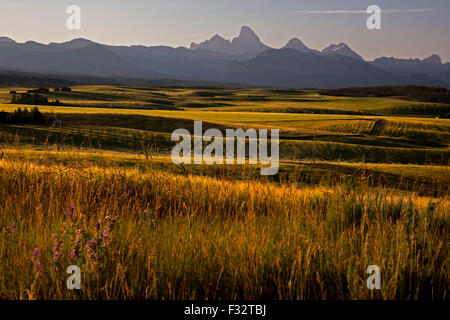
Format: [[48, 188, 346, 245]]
[[0, 85, 448, 299]]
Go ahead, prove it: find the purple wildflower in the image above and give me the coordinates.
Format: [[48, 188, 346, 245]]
[[86, 239, 98, 251], [69, 250, 77, 259], [53, 252, 60, 261], [102, 230, 110, 239], [10, 224, 16, 233], [85, 239, 98, 262], [32, 248, 41, 272], [95, 220, 101, 232], [52, 234, 62, 250], [32, 248, 41, 259], [66, 203, 74, 220]]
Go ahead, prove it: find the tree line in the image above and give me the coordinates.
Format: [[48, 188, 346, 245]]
[[0, 107, 47, 124], [10, 93, 61, 106]]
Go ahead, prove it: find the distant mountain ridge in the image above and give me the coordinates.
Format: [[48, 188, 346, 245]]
[[0, 26, 449, 89], [321, 43, 364, 60], [282, 38, 315, 54], [0, 36, 16, 44], [220, 49, 446, 88], [370, 54, 450, 85]]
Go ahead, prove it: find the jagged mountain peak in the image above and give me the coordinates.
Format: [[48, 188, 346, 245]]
[[189, 42, 199, 50], [190, 26, 270, 56], [336, 42, 349, 49], [0, 36, 16, 44], [423, 54, 442, 65], [229, 26, 270, 55], [190, 33, 231, 52], [283, 38, 312, 53], [325, 42, 351, 52], [237, 26, 259, 40], [232, 26, 264, 45], [211, 34, 226, 41], [286, 38, 305, 45], [322, 42, 364, 60]]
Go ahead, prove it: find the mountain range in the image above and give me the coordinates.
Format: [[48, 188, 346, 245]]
[[1, 26, 449, 89]]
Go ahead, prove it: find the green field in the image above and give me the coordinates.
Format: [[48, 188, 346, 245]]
[[1, 85, 449, 198], [0, 85, 448, 300], [2, 85, 450, 114]]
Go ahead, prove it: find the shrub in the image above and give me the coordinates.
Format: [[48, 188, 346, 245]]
[[0, 107, 47, 124], [10, 93, 61, 106]]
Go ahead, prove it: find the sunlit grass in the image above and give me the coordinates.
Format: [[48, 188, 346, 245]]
[[0, 85, 448, 300], [0, 154, 448, 300]]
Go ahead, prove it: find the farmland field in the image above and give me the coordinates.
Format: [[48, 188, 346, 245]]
[[0, 85, 448, 300]]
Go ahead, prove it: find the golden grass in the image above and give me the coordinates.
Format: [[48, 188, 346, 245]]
[[0, 85, 448, 300], [3, 85, 446, 115], [0, 154, 448, 300]]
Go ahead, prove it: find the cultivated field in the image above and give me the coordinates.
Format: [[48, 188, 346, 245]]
[[0, 85, 448, 299]]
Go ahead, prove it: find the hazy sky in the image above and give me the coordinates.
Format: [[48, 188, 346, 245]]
[[1, 0, 450, 61]]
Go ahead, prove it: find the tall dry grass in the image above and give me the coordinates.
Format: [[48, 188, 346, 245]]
[[0, 156, 448, 300]]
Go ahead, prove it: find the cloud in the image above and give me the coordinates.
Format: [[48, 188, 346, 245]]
[[291, 8, 435, 14]]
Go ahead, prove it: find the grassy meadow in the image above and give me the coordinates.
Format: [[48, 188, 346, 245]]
[[0, 85, 449, 300]]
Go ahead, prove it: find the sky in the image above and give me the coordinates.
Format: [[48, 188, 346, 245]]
[[1, 0, 450, 61]]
